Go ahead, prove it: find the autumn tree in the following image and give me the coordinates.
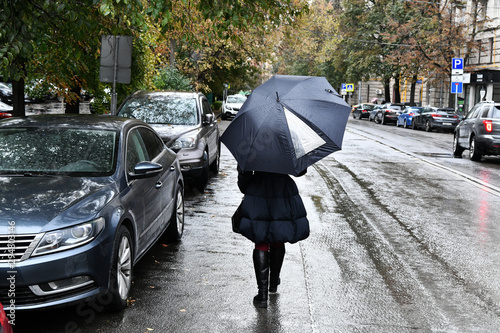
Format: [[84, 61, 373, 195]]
[[1, 0, 309, 116]]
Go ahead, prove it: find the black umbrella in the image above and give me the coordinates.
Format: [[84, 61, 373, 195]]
[[220, 75, 350, 176]]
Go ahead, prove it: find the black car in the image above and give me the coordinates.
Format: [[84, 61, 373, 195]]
[[369, 105, 382, 121], [352, 103, 375, 120], [374, 103, 404, 125], [412, 106, 459, 132], [453, 101, 500, 161], [117, 90, 220, 191]]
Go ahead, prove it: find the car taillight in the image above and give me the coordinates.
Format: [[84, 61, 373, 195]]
[[409, 113, 414, 116], [431, 114, 442, 118], [385, 109, 391, 113], [483, 120, 493, 132], [452, 115, 458, 118]]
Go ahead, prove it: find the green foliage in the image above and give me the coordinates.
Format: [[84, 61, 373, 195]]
[[153, 67, 194, 91], [212, 100, 222, 111]]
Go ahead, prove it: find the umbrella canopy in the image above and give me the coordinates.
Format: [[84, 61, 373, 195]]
[[220, 75, 350, 176]]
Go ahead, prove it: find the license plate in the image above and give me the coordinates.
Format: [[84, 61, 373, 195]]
[[443, 123, 452, 125]]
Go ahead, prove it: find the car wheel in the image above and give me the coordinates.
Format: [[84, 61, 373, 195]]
[[164, 185, 185, 242], [107, 225, 133, 311], [469, 136, 482, 161], [195, 151, 210, 192], [210, 143, 220, 174], [403, 120, 408, 128], [425, 120, 432, 132], [221, 112, 227, 120], [452, 134, 464, 157]]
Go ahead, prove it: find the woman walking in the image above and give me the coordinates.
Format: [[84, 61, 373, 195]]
[[236, 166, 309, 308]]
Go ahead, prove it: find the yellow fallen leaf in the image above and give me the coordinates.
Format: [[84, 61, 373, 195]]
[[180, 309, 186, 312]]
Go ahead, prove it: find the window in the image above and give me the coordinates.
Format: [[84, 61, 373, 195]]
[[466, 105, 480, 119], [126, 129, 149, 174], [118, 95, 199, 125], [138, 127, 164, 160], [201, 98, 213, 116], [481, 106, 492, 118], [490, 106, 500, 119], [489, 37, 494, 64]]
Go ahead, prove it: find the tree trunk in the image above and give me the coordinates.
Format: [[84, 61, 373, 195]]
[[394, 75, 401, 103], [12, 79, 26, 117], [409, 74, 417, 106], [383, 77, 391, 103], [65, 87, 81, 114]]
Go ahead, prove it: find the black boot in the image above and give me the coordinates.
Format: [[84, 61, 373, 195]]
[[269, 246, 285, 293], [252, 249, 269, 308]]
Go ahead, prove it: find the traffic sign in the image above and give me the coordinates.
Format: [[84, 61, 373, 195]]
[[451, 81, 463, 94], [346, 83, 354, 92], [452, 58, 464, 75]]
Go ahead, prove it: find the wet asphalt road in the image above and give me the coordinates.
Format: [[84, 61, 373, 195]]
[[13, 116, 500, 332]]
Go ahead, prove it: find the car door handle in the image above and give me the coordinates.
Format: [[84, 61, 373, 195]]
[[170, 165, 175, 171], [156, 181, 163, 189]]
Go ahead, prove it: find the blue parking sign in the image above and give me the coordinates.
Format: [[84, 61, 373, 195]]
[[451, 81, 463, 94], [452, 58, 464, 70], [341, 83, 347, 90]]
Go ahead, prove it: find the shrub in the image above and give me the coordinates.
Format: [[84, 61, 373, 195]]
[[153, 67, 193, 91]]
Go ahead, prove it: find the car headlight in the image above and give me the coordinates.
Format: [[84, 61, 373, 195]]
[[225, 105, 233, 111], [33, 218, 105, 256], [171, 130, 200, 150]]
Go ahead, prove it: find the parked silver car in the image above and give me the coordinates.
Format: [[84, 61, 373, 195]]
[[453, 101, 500, 160], [117, 91, 220, 192]]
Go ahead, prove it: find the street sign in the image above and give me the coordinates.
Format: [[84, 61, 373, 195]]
[[341, 83, 347, 95], [346, 83, 354, 92], [452, 58, 464, 75], [451, 73, 470, 83], [451, 81, 463, 94]]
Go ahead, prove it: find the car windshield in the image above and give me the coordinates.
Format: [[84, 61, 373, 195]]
[[0, 127, 118, 176], [362, 105, 374, 110], [227, 95, 246, 104], [118, 96, 199, 125], [388, 106, 402, 110]]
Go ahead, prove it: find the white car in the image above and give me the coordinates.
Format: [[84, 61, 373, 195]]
[[222, 94, 247, 120]]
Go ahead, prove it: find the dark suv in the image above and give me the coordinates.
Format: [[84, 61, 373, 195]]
[[117, 90, 220, 191], [453, 101, 500, 161], [374, 103, 404, 125]]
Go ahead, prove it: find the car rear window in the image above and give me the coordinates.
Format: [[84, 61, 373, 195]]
[[490, 106, 500, 119]]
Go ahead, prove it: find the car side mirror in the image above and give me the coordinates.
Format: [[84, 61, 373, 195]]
[[204, 113, 214, 125], [129, 161, 163, 180]]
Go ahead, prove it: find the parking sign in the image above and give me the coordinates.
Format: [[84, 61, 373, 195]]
[[452, 58, 464, 74]]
